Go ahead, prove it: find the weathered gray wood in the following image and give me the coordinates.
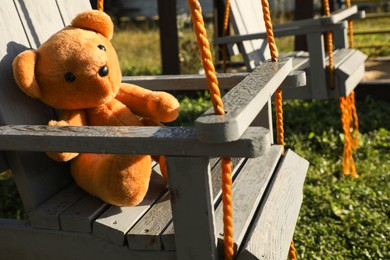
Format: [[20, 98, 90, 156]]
[[56, 0, 92, 25], [0, 125, 270, 158], [237, 150, 309, 260], [160, 158, 244, 251], [29, 184, 85, 230], [195, 59, 292, 143], [127, 191, 172, 250], [306, 32, 327, 99], [60, 195, 109, 233], [0, 0, 71, 213], [0, 219, 177, 260], [14, 0, 65, 48], [335, 50, 367, 97], [214, 145, 283, 254], [320, 6, 358, 25], [93, 168, 166, 245], [166, 157, 218, 260], [122, 73, 247, 91]]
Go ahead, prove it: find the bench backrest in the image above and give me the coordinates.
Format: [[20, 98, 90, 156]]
[[229, 0, 271, 68], [0, 0, 91, 212]]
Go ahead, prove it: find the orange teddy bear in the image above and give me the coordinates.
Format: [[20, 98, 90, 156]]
[[12, 10, 180, 206]]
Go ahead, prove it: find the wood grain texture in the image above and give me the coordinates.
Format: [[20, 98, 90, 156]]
[[93, 169, 166, 245], [29, 184, 86, 230], [161, 158, 244, 251], [0, 219, 177, 260], [0, 0, 72, 213], [122, 73, 247, 91], [60, 195, 109, 233], [195, 59, 292, 143], [0, 125, 269, 158], [14, 0, 65, 48], [237, 150, 309, 260], [56, 0, 92, 25], [214, 145, 283, 254], [166, 157, 218, 260]]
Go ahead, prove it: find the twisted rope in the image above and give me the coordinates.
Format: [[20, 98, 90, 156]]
[[222, 0, 231, 72], [322, 0, 334, 89], [188, 1, 233, 259], [97, 0, 104, 11], [261, 1, 296, 258]]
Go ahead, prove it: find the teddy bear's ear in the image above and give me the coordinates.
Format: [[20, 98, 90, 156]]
[[71, 10, 114, 40], [12, 50, 41, 99]]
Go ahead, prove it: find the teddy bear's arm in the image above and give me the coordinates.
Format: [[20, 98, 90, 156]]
[[46, 110, 87, 162], [117, 83, 180, 123]]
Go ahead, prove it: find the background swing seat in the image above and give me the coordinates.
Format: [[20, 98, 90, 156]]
[[214, 0, 368, 100], [0, 0, 308, 259]]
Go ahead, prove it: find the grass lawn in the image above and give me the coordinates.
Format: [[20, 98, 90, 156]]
[[1, 11, 389, 259]]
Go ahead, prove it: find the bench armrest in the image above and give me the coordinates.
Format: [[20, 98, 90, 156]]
[[0, 125, 270, 158], [195, 59, 292, 143]]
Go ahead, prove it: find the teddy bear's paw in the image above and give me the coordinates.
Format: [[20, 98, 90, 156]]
[[148, 92, 180, 122], [46, 151, 79, 162]]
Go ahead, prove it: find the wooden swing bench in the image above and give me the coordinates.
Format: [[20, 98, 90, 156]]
[[214, 0, 368, 100], [0, 0, 308, 259]]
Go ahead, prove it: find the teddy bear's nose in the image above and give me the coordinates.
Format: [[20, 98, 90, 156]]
[[98, 65, 109, 77]]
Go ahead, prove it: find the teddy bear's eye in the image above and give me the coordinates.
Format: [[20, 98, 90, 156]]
[[98, 45, 106, 51], [64, 72, 76, 83]]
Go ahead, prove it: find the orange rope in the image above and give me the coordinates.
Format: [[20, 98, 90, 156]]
[[222, 0, 231, 73], [345, 0, 354, 48], [323, 0, 334, 89], [97, 0, 104, 11], [188, 1, 234, 259], [261, 1, 296, 258]]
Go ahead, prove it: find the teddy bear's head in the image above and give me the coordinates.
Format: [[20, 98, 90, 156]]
[[13, 10, 122, 110]]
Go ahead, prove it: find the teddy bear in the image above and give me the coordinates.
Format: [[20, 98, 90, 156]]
[[12, 10, 180, 206]]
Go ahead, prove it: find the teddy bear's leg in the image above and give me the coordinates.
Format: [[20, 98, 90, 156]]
[[71, 153, 152, 206]]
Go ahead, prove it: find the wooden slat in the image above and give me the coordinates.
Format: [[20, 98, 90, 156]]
[[237, 150, 309, 260], [14, 0, 65, 48], [0, 0, 72, 213], [59, 195, 109, 233], [122, 73, 247, 91], [93, 167, 166, 245], [0, 125, 270, 158], [195, 59, 292, 143], [166, 156, 218, 260], [0, 219, 177, 260], [29, 184, 85, 230], [157, 158, 244, 251], [214, 145, 283, 253], [127, 158, 218, 251], [56, 0, 92, 25]]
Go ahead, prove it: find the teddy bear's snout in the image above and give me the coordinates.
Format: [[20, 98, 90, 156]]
[[98, 65, 109, 77]]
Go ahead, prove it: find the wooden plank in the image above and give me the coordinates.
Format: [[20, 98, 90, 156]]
[[321, 6, 358, 24], [60, 195, 109, 233], [29, 184, 86, 230], [166, 156, 218, 260], [127, 191, 172, 250], [14, 0, 65, 48], [56, 0, 92, 25], [0, 125, 270, 158], [122, 73, 247, 91], [136, 157, 243, 251], [306, 32, 327, 99], [237, 149, 309, 260], [214, 145, 283, 254], [195, 59, 292, 143], [0, 0, 72, 214], [0, 219, 177, 260], [93, 168, 166, 245], [157, 0, 180, 75]]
